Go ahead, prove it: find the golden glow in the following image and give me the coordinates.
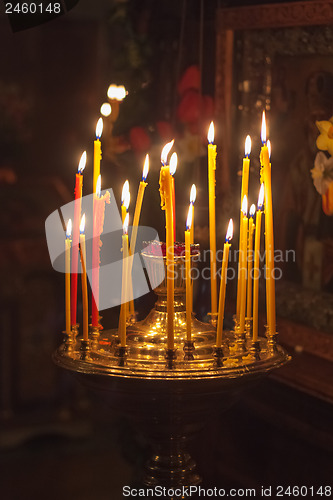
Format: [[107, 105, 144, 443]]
[[78, 151, 87, 173], [161, 140, 174, 165], [242, 195, 248, 216], [96, 118, 103, 139], [143, 154, 149, 181], [208, 121, 215, 143], [66, 219, 72, 239], [245, 135, 252, 157], [249, 204, 256, 217], [121, 180, 129, 204], [226, 218, 233, 242], [123, 212, 129, 235], [80, 214, 86, 234], [169, 152, 177, 176], [100, 103, 112, 117], [190, 184, 196, 204], [258, 183, 265, 209], [267, 139, 271, 158], [96, 175, 101, 198], [261, 111, 266, 144], [117, 85, 126, 101], [186, 204, 193, 230]]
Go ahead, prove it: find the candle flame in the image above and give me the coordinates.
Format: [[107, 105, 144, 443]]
[[190, 184, 196, 204], [261, 111, 266, 144], [117, 85, 126, 101], [226, 218, 233, 242], [80, 213, 86, 234], [245, 135, 251, 157], [267, 139, 271, 159], [169, 152, 177, 176], [123, 212, 129, 235], [258, 183, 265, 209], [121, 180, 129, 204], [242, 195, 248, 216], [161, 140, 174, 165], [186, 204, 193, 231], [66, 219, 72, 239], [78, 151, 87, 173], [107, 84, 118, 99], [123, 190, 130, 210], [100, 102, 112, 117], [249, 204, 256, 217], [96, 118, 103, 139], [96, 175, 101, 198], [107, 84, 126, 101], [142, 154, 149, 181], [208, 121, 215, 143]]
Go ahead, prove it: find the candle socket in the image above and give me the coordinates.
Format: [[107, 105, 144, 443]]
[[249, 340, 261, 361], [115, 345, 128, 367], [233, 315, 240, 335], [126, 311, 138, 325], [63, 324, 79, 353], [265, 327, 279, 354], [165, 348, 177, 369], [234, 331, 247, 353], [183, 341, 195, 361], [208, 312, 218, 328], [245, 318, 252, 339], [79, 339, 91, 360], [213, 346, 224, 367], [89, 324, 101, 350]]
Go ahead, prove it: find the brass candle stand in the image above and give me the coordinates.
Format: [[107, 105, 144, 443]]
[[54, 244, 290, 490]]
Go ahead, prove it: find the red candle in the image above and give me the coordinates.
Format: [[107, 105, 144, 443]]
[[70, 151, 86, 327], [91, 175, 111, 327]]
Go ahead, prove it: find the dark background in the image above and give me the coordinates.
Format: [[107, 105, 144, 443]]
[[0, 1, 333, 499]]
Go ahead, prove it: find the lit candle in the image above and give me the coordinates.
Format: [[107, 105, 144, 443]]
[[239, 195, 248, 334], [170, 152, 177, 240], [129, 155, 149, 316], [246, 204, 256, 320], [93, 118, 103, 195], [65, 219, 72, 335], [253, 184, 264, 342], [207, 122, 217, 316], [185, 204, 193, 342], [216, 219, 233, 348], [79, 214, 88, 342], [236, 135, 251, 321], [260, 112, 276, 335], [130, 154, 149, 255], [121, 180, 130, 225], [159, 139, 175, 350], [189, 184, 196, 245], [119, 213, 129, 347], [71, 151, 86, 327], [91, 175, 111, 327]]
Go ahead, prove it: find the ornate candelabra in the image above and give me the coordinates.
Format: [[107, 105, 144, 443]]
[[54, 244, 290, 490]]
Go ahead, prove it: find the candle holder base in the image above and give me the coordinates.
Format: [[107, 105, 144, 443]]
[[248, 340, 261, 361], [79, 339, 91, 360], [245, 317, 252, 339], [115, 345, 128, 367], [213, 346, 224, 367], [266, 329, 279, 354], [89, 324, 101, 350], [183, 341, 195, 361], [208, 312, 218, 328], [63, 324, 79, 353], [165, 348, 177, 369]]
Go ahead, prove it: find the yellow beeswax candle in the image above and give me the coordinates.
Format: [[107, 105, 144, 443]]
[[119, 213, 129, 347], [239, 196, 248, 334], [260, 112, 276, 335], [253, 184, 264, 342], [216, 219, 233, 348], [246, 204, 256, 320], [236, 135, 251, 320], [93, 118, 103, 195], [207, 122, 217, 316], [159, 140, 175, 350], [189, 184, 196, 245], [65, 219, 72, 334], [79, 214, 89, 342], [130, 154, 149, 255], [185, 205, 193, 342]]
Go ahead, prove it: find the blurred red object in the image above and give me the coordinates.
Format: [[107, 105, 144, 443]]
[[156, 121, 173, 141], [129, 127, 151, 154], [178, 65, 201, 96]]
